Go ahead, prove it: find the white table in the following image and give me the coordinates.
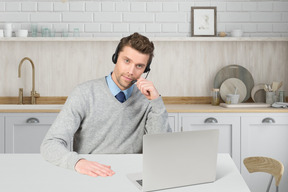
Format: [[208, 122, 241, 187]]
[[0, 153, 250, 192]]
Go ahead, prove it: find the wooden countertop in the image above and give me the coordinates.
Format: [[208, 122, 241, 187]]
[[0, 104, 288, 113], [165, 104, 288, 113]]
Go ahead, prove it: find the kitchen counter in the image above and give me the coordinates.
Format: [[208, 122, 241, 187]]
[[0, 153, 250, 192], [0, 104, 288, 113]]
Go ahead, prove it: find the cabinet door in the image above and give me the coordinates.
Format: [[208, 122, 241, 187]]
[[5, 114, 58, 153], [0, 116, 4, 153], [241, 114, 288, 192], [180, 113, 241, 170], [168, 113, 178, 132]]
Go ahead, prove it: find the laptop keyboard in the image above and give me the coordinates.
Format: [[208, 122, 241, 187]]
[[136, 180, 143, 186]]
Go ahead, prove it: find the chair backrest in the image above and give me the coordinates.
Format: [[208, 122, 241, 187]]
[[243, 156, 284, 191]]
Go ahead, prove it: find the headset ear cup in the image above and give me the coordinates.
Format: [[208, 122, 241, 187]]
[[112, 53, 117, 64]]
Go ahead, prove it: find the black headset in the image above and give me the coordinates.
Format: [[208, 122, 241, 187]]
[[112, 43, 151, 73]]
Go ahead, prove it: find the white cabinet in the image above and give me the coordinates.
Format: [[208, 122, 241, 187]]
[[179, 113, 241, 170], [168, 113, 179, 132], [241, 114, 288, 192], [4, 113, 58, 153], [0, 115, 4, 153]]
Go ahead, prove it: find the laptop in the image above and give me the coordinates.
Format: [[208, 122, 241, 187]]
[[127, 129, 219, 192]]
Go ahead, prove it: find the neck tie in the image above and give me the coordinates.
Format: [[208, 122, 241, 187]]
[[115, 91, 126, 103]]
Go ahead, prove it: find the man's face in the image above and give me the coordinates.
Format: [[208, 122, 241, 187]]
[[112, 46, 149, 90]]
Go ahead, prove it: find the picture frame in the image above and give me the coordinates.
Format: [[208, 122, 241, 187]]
[[191, 7, 217, 37]]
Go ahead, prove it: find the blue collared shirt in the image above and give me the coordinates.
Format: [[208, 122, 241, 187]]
[[105, 73, 135, 100]]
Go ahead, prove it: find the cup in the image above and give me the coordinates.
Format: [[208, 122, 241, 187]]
[[16, 30, 28, 37], [4, 29, 12, 37], [4, 23, 12, 30], [231, 29, 243, 37], [226, 94, 240, 104], [266, 92, 275, 104], [62, 29, 69, 37], [42, 27, 50, 37], [73, 28, 80, 37], [31, 24, 38, 37], [279, 91, 285, 102]]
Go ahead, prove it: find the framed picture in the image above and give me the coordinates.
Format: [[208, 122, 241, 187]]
[[191, 7, 217, 37]]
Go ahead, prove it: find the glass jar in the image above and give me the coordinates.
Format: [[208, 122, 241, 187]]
[[211, 88, 220, 106]]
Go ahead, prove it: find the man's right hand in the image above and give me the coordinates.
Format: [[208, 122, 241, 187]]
[[74, 159, 115, 177]]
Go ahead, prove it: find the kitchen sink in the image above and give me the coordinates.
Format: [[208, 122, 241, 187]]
[[0, 104, 63, 110]]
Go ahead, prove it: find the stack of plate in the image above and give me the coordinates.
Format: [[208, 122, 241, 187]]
[[214, 65, 254, 103]]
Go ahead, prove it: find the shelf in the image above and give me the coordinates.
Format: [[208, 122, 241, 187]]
[[0, 37, 287, 42]]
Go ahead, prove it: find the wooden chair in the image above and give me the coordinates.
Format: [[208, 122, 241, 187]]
[[243, 156, 284, 192]]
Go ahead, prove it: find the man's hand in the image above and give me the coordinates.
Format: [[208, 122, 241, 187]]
[[75, 159, 115, 177], [136, 77, 160, 100]]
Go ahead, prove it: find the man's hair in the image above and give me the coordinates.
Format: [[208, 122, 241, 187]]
[[118, 32, 154, 65]]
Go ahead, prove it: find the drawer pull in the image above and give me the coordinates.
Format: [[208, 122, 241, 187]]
[[204, 117, 218, 124], [26, 118, 40, 124], [262, 117, 275, 124]]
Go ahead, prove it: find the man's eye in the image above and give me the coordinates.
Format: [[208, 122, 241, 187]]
[[125, 59, 129, 63], [137, 64, 144, 68]]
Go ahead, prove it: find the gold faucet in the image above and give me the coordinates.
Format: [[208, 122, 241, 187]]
[[18, 57, 40, 104]]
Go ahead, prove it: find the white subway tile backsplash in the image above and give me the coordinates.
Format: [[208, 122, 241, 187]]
[[257, 2, 273, 11], [273, 23, 288, 32], [129, 23, 145, 33], [258, 23, 273, 32], [162, 23, 178, 32], [146, 23, 161, 33], [101, 2, 115, 12], [63, 12, 93, 22], [0, 1, 287, 37], [123, 13, 154, 22], [85, 23, 100, 32], [94, 12, 122, 22], [163, 3, 178, 12], [38, 2, 53, 12], [251, 12, 282, 22], [5, 2, 20, 12], [115, 2, 130, 12], [100, 24, 113, 32], [31, 13, 61, 22], [85, 2, 101, 12], [227, 2, 242, 11], [0, 13, 29, 22], [113, 23, 129, 32], [70, 2, 85, 12], [156, 13, 186, 23], [147, 2, 162, 12], [21, 2, 37, 12], [242, 2, 257, 11], [131, 2, 146, 12], [179, 2, 195, 12], [54, 2, 69, 12], [0, 3, 5, 12]]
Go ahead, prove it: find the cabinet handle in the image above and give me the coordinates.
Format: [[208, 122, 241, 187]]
[[262, 117, 275, 124], [204, 117, 218, 124], [26, 117, 40, 124]]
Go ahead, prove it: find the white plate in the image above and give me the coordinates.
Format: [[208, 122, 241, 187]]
[[220, 78, 247, 103]]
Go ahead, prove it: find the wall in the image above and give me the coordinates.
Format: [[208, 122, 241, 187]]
[[1, 39, 287, 97], [0, 0, 288, 37]]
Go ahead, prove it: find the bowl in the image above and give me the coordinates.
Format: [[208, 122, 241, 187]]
[[231, 29, 243, 37], [16, 30, 28, 37]]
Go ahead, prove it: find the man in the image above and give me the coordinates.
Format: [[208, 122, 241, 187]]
[[41, 32, 171, 178]]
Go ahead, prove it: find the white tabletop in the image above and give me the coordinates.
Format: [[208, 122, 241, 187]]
[[0, 153, 250, 192]]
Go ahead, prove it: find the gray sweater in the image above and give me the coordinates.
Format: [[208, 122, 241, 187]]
[[41, 77, 171, 170]]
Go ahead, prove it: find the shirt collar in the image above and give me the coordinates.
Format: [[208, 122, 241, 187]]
[[106, 72, 134, 99]]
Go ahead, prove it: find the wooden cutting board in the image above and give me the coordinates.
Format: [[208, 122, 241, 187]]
[[220, 78, 247, 103], [220, 103, 271, 108]]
